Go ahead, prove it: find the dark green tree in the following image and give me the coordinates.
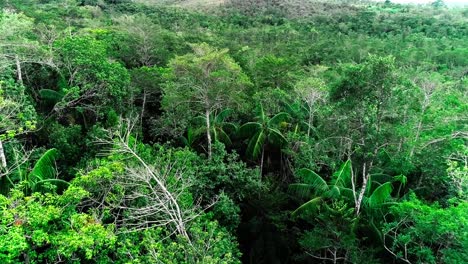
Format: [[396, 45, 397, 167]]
[[239, 103, 289, 176]]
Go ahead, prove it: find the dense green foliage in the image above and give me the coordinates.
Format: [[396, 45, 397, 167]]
[[0, 0, 466, 263]]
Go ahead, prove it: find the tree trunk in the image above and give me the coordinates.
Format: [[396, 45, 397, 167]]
[[205, 109, 212, 159], [307, 106, 313, 138], [398, 106, 409, 152], [15, 55, 23, 85], [0, 139, 7, 169], [410, 93, 430, 157], [410, 116, 424, 158], [260, 145, 265, 178], [355, 162, 369, 216], [140, 90, 147, 127]]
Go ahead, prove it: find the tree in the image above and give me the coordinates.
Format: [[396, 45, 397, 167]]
[[383, 194, 468, 264], [0, 10, 56, 86], [290, 160, 405, 217], [290, 161, 407, 263], [446, 146, 467, 200], [0, 187, 116, 263], [188, 108, 238, 149], [431, 0, 446, 8], [100, 122, 195, 239], [113, 14, 180, 67], [52, 35, 130, 119], [329, 55, 400, 205], [298, 200, 362, 264], [253, 55, 295, 90], [162, 43, 251, 158], [239, 103, 289, 176], [408, 74, 439, 158], [294, 77, 327, 138], [0, 79, 36, 174]]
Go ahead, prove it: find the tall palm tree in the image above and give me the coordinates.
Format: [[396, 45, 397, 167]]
[[239, 104, 289, 176]]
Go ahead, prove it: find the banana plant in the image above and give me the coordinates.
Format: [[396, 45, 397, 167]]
[[289, 160, 406, 217], [27, 148, 69, 194], [0, 148, 68, 195], [239, 103, 289, 176]]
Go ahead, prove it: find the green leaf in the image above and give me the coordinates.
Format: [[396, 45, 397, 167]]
[[246, 130, 265, 159], [332, 160, 352, 188], [239, 122, 261, 138], [268, 112, 289, 127], [288, 183, 315, 199], [255, 103, 266, 123], [393, 175, 407, 186], [34, 179, 70, 190], [192, 115, 207, 125], [215, 108, 233, 123], [368, 182, 393, 208], [221, 122, 238, 134], [339, 187, 356, 201], [292, 197, 322, 218], [215, 127, 232, 146], [295, 168, 329, 194], [325, 185, 341, 199], [29, 148, 59, 191], [268, 128, 287, 147]]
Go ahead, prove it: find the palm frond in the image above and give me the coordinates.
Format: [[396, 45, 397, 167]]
[[255, 103, 266, 122], [332, 160, 352, 188], [29, 148, 59, 191], [325, 185, 341, 199], [221, 122, 238, 134], [370, 219, 384, 244], [339, 187, 356, 202], [295, 168, 329, 193], [215, 108, 233, 123], [190, 127, 205, 142], [288, 183, 315, 199], [268, 112, 289, 127], [246, 130, 265, 159], [268, 128, 287, 147], [370, 172, 393, 184], [368, 182, 393, 209], [215, 127, 232, 146], [239, 122, 261, 138], [181, 127, 197, 147], [283, 101, 302, 115], [192, 115, 207, 126], [292, 197, 322, 218]]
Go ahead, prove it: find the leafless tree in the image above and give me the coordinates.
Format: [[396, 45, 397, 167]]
[[294, 77, 327, 138], [94, 118, 215, 240], [409, 78, 437, 157]]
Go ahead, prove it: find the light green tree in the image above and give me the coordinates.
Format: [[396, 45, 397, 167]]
[[162, 43, 251, 158], [294, 77, 327, 138]]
